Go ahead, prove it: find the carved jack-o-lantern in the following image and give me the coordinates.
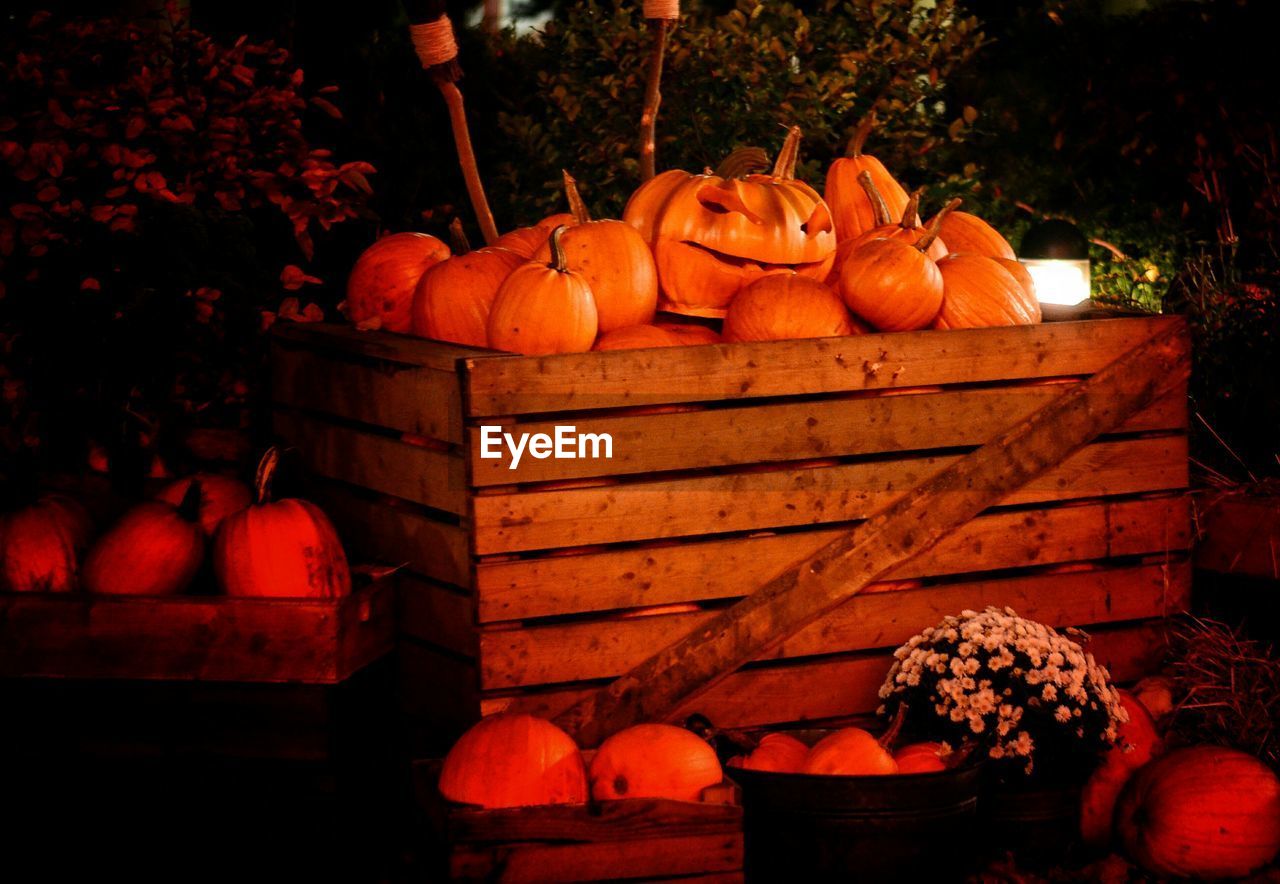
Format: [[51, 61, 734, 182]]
[[627, 128, 837, 318]]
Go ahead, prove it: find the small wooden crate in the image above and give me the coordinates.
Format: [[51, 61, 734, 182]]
[[271, 316, 1193, 745], [414, 760, 743, 883]]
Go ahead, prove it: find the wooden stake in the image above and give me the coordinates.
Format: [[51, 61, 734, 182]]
[[526, 321, 1189, 745], [639, 2, 679, 181]]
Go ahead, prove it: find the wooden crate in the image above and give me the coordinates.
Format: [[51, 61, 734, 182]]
[[1196, 493, 1280, 580], [0, 575, 396, 683], [414, 759, 743, 883], [271, 316, 1193, 744]]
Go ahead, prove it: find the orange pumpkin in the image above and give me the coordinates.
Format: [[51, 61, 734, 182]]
[[537, 212, 578, 231], [723, 275, 855, 343], [845, 177, 949, 262], [624, 148, 770, 245], [439, 713, 588, 808], [655, 322, 723, 346], [933, 210, 1016, 260], [212, 449, 351, 598], [825, 117, 913, 242], [533, 172, 658, 332], [934, 254, 1041, 329], [590, 723, 723, 802], [487, 227, 599, 355], [153, 473, 251, 537], [346, 231, 450, 333], [0, 494, 93, 593], [594, 324, 683, 351], [411, 221, 524, 347], [643, 128, 837, 317], [734, 733, 809, 774], [492, 225, 549, 258], [1116, 746, 1280, 879], [802, 728, 898, 776], [994, 256, 1038, 306], [893, 742, 947, 774], [1081, 690, 1164, 848], [82, 486, 203, 595], [835, 218, 946, 332]]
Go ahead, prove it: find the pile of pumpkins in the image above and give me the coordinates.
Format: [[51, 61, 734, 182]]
[[0, 448, 350, 598], [344, 123, 1040, 356], [1078, 683, 1280, 880]]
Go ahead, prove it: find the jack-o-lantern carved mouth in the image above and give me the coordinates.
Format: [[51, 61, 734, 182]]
[[678, 239, 831, 275]]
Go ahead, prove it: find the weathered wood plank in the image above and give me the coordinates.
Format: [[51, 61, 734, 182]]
[[486, 621, 1169, 729], [472, 436, 1187, 554], [468, 383, 1186, 486], [399, 575, 476, 656], [476, 495, 1193, 621], [1196, 494, 1280, 579], [271, 322, 496, 372], [312, 482, 471, 588], [273, 410, 468, 515], [479, 561, 1189, 689], [0, 580, 396, 683], [465, 316, 1180, 415], [521, 320, 1187, 744], [271, 339, 464, 443], [449, 833, 743, 883]]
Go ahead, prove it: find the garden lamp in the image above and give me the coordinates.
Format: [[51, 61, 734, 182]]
[[1019, 219, 1091, 309]]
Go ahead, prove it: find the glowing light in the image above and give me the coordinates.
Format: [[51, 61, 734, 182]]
[[1021, 258, 1091, 307]]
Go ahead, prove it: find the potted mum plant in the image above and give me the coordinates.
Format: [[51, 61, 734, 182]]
[[877, 606, 1128, 859]]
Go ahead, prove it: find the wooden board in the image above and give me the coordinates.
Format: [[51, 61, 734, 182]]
[[475, 495, 1193, 622], [483, 620, 1170, 729], [479, 561, 1190, 690], [1196, 495, 1280, 579], [467, 383, 1185, 486], [399, 575, 476, 658], [464, 317, 1180, 415], [0, 579, 396, 684], [472, 436, 1187, 554], [449, 833, 743, 883]]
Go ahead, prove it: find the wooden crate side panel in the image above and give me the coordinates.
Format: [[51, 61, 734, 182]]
[[464, 317, 1184, 416], [0, 580, 395, 683], [449, 833, 743, 883], [472, 436, 1188, 554], [479, 561, 1190, 690], [271, 339, 465, 444], [273, 410, 468, 515], [467, 384, 1186, 486], [441, 796, 741, 844], [482, 621, 1169, 730], [399, 575, 476, 656], [475, 495, 1193, 622], [311, 482, 471, 589]]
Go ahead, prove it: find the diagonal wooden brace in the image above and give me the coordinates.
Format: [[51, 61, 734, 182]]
[[525, 320, 1189, 746]]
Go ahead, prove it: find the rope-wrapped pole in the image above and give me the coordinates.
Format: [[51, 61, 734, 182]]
[[405, 2, 500, 245], [639, 0, 679, 181]]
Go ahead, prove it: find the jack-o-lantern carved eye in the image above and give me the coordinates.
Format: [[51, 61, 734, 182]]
[[802, 202, 833, 237], [696, 184, 762, 224]]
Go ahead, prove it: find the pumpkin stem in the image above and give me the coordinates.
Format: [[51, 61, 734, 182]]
[[916, 198, 962, 254], [562, 170, 592, 224], [176, 479, 203, 524], [771, 126, 802, 180], [844, 114, 875, 159], [713, 147, 770, 179], [547, 226, 571, 273], [900, 190, 923, 232], [254, 447, 281, 506], [448, 217, 471, 255], [878, 704, 908, 751], [856, 171, 892, 227]]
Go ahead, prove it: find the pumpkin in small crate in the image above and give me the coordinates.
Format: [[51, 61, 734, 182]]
[[153, 473, 251, 537], [83, 484, 203, 596], [345, 231, 450, 333], [590, 723, 723, 802], [723, 275, 858, 343], [439, 713, 588, 808], [0, 494, 93, 593]]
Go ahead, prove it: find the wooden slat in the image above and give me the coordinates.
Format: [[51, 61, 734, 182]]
[[0, 580, 396, 683], [441, 794, 741, 844], [271, 339, 464, 443], [450, 833, 743, 883], [476, 495, 1193, 621], [465, 316, 1180, 415], [479, 561, 1189, 689], [484, 621, 1169, 729], [399, 575, 476, 656], [473, 436, 1187, 553], [468, 384, 1186, 486], [271, 322, 495, 372], [273, 410, 468, 515], [312, 482, 470, 588]]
